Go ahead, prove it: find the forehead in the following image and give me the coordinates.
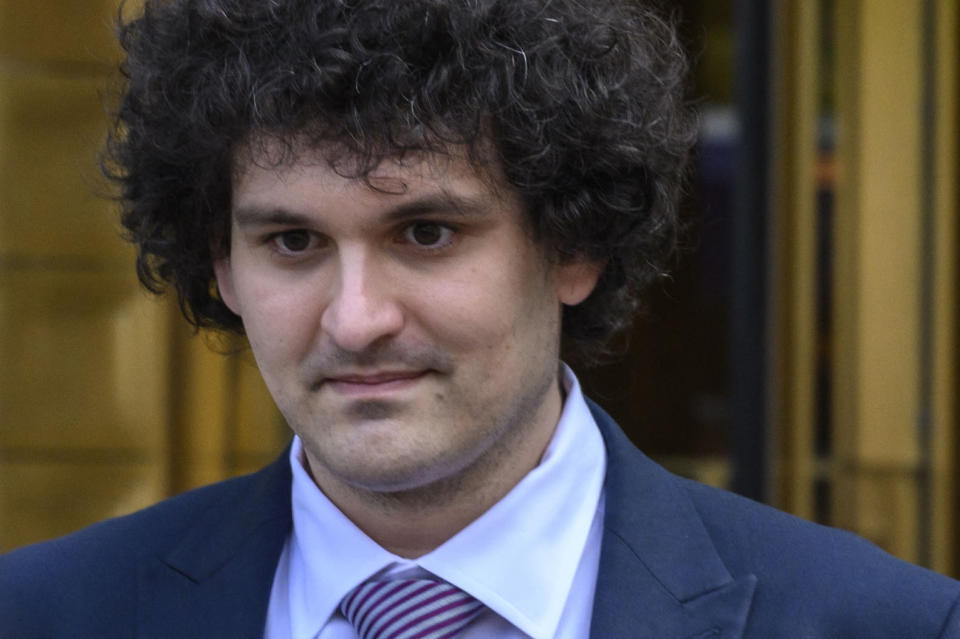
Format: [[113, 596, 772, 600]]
[[233, 135, 505, 196], [229, 138, 528, 232]]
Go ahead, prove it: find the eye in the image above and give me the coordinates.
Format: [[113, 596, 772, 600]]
[[271, 230, 315, 254], [403, 222, 454, 249]]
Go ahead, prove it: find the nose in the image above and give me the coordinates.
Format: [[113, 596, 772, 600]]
[[320, 250, 405, 352]]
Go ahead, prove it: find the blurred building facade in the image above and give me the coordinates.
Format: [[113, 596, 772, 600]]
[[1, 0, 957, 577]]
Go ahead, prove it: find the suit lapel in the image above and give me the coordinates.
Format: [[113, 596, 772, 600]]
[[133, 406, 756, 638], [137, 452, 293, 639], [589, 402, 756, 639]]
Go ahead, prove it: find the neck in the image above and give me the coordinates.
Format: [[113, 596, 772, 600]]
[[305, 379, 565, 558]]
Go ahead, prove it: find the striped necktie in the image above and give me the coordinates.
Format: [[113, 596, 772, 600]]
[[339, 577, 486, 639]]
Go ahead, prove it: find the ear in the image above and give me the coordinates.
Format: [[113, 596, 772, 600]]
[[556, 258, 604, 306], [212, 257, 242, 316]]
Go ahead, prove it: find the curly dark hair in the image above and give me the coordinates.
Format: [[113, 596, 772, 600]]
[[106, 0, 695, 360]]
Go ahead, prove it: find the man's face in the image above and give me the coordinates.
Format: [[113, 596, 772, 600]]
[[215, 145, 599, 497]]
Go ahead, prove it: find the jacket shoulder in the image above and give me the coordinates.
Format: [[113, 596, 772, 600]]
[[0, 464, 281, 637], [679, 478, 960, 637]]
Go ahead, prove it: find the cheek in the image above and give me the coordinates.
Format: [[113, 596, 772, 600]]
[[237, 278, 323, 366], [414, 261, 549, 356]]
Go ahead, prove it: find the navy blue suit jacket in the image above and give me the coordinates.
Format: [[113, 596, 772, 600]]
[[3, 402, 960, 638]]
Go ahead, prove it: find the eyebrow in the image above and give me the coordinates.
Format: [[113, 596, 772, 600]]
[[232, 207, 312, 228], [232, 192, 494, 229]]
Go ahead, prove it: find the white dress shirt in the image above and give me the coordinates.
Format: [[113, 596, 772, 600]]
[[264, 365, 607, 639]]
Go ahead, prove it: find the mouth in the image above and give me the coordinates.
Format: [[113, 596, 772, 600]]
[[322, 370, 430, 396]]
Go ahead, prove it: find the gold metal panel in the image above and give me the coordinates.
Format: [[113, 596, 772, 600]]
[[833, 0, 924, 470], [178, 463, 248, 492], [167, 328, 233, 492], [0, 459, 164, 552], [849, 0, 924, 465], [829, 0, 958, 569], [0, 67, 126, 260], [769, 0, 820, 519], [167, 331, 285, 491], [233, 354, 287, 459], [175, 331, 233, 457], [931, 0, 959, 576], [0, 268, 170, 452], [230, 457, 279, 478], [0, 1, 123, 64]]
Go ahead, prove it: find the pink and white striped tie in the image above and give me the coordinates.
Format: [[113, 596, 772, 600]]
[[339, 577, 486, 639]]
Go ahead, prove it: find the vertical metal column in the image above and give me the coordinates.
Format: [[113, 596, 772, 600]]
[[916, 0, 937, 569], [731, 0, 771, 502]]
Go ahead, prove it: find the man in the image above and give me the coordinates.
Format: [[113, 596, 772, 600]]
[[2, 0, 959, 637]]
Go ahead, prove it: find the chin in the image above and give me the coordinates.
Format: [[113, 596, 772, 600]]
[[338, 448, 479, 495]]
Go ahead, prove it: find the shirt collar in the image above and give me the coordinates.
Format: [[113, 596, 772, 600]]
[[285, 364, 607, 639]]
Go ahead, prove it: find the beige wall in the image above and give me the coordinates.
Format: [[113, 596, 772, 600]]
[[0, 1, 286, 552]]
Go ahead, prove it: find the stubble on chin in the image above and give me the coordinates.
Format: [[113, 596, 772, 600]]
[[342, 399, 402, 421], [316, 370, 555, 515]]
